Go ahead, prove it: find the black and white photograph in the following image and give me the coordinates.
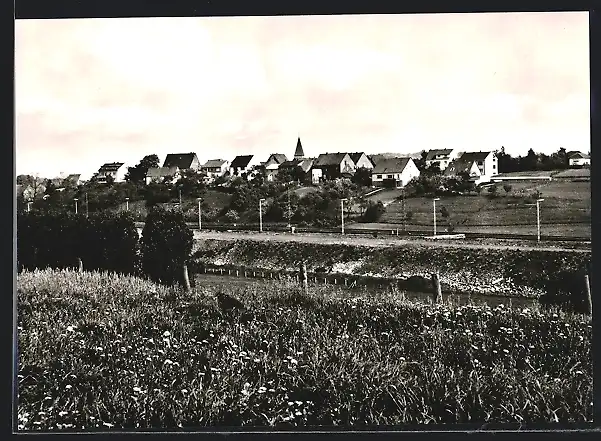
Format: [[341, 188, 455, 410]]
[[14, 10, 593, 431]]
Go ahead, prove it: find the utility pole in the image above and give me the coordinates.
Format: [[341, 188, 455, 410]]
[[536, 198, 544, 243], [433, 197, 440, 236], [74, 198, 78, 214], [259, 198, 265, 233], [197, 198, 202, 231], [341, 198, 347, 235], [401, 186, 406, 231], [85, 192, 89, 217], [287, 184, 291, 229]]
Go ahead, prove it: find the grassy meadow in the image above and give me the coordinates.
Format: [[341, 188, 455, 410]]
[[17, 269, 592, 430], [370, 180, 590, 236]]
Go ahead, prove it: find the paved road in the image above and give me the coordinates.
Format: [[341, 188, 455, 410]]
[[178, 229, 591, 253]]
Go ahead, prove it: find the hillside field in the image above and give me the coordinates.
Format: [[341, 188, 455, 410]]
[[363, 180, 590, 237], [17, 269, 592, 429]]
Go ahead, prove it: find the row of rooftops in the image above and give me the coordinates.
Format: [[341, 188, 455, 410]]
[[88, 141, 588, 182]]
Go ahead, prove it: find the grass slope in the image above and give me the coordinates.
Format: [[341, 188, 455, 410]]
[[17, 270, 592, 429]]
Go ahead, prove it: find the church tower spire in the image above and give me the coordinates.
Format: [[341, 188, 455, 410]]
[[294, 137, 305, 160]]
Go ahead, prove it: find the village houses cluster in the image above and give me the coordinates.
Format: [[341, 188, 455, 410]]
[[39, 138, 591, 192]]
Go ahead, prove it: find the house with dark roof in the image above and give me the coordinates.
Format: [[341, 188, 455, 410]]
[[263, 153, 289, 182], [458, 151, 498, 177], [349, 153, 374, 170], [145, 166, 181, 185], [278, 158, 315, 183], [162, 153, 201, 171], [311, 153, 356, 183], [567, 151, 590, 167], [201, 159, 230, 181], [371, 157, 420, 188], [443, 158, 481, 180], [96, 162, 128, 184], [229, 155, 262, 177], [425, 149, 460, 171]]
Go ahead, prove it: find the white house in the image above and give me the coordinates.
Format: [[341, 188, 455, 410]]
[[96, 162, 128, 184], [458, 151, 498, 178], [568, 151, 591, 167], [425, 149, 461, 171], [371, 157, 420, 188], [201, 159, 230, 180]]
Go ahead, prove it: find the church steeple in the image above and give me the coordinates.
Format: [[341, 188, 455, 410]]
[[294, 137, 305, 160]]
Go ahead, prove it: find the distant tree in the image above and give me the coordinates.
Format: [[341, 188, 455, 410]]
[[503, 184, 513, 194], [440, 206, 450, 219], [360, 201, 386, 223], [176, 169, 206, 198], [414, 150, 428, 171], [521, 148, 539, 171], [352, 167, 372, 187], [125, 154, 160, 184], [487, 185, 498, 198]]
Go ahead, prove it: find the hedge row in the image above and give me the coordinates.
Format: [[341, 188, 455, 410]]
[[193, 239, 591, 302], [17, 211, 140, 275]]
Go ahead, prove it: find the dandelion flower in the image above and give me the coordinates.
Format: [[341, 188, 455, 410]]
[[288, 402, 294, 406], [133, 387, 142, 393], [102, 422, 114, 428], [66, 325, 76, 332], [268, 388, 276, 393], [65, 385, 72, 390], [503, 349, 509, 354], [163, 331, 171, 337], [181, 389, 188, 394], [295, 411, 302, 416], [258, 387, 267, 394], [254, 358, 260, 363]]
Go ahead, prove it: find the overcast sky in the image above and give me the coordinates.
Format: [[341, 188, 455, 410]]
[[15, 12, 589, 179]]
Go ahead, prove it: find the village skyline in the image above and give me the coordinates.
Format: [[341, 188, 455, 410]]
[[15, 12, 590, 179]]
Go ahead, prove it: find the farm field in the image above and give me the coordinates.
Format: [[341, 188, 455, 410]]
[[374, 180, 590, 235], [17, 269, 592, 429]]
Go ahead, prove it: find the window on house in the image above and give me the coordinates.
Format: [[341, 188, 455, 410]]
[[387, 175, 393, 179], [377, 175, 382, 179]]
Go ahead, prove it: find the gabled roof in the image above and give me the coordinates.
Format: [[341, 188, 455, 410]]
[[65, 174, 81, 182], [230, 155, 254, 169], [459, 151, 494, 162], [267, 153, 288, 164], [98, 162, 125, 173], [372, 157, 412, 175], [202, 159, 228, 168], [280, 158, 314, 173], [294, 137, 305, 158], [444, 159, 480, 177], [348, 153, 369, 164], [313, 153, 350, 167], [568, 151, 589, 159], [426, 149, 453, 161], [163, 153, 198, 169], [146, 166, 179, 178]]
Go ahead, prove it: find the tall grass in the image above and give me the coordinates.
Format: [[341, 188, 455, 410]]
[[16, 269, 592, 430]]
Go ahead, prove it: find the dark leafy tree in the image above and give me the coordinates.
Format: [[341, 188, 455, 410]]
[[125, 154, 160, 184], [140, 206, 193, 286]]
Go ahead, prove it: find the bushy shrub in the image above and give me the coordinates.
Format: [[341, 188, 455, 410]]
[[16, 211, 139, 274], [360, 201, 386, 223], [140, 206, 193, 286]]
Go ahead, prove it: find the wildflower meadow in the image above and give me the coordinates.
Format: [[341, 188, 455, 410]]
[[16, 269, 592, 430]]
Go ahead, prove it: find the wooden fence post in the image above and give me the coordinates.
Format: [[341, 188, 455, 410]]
[[432, 272, 441, 303], [301, 262, 308, 295], [584, 273, 592, 315], [182, 263, 191, 292]]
